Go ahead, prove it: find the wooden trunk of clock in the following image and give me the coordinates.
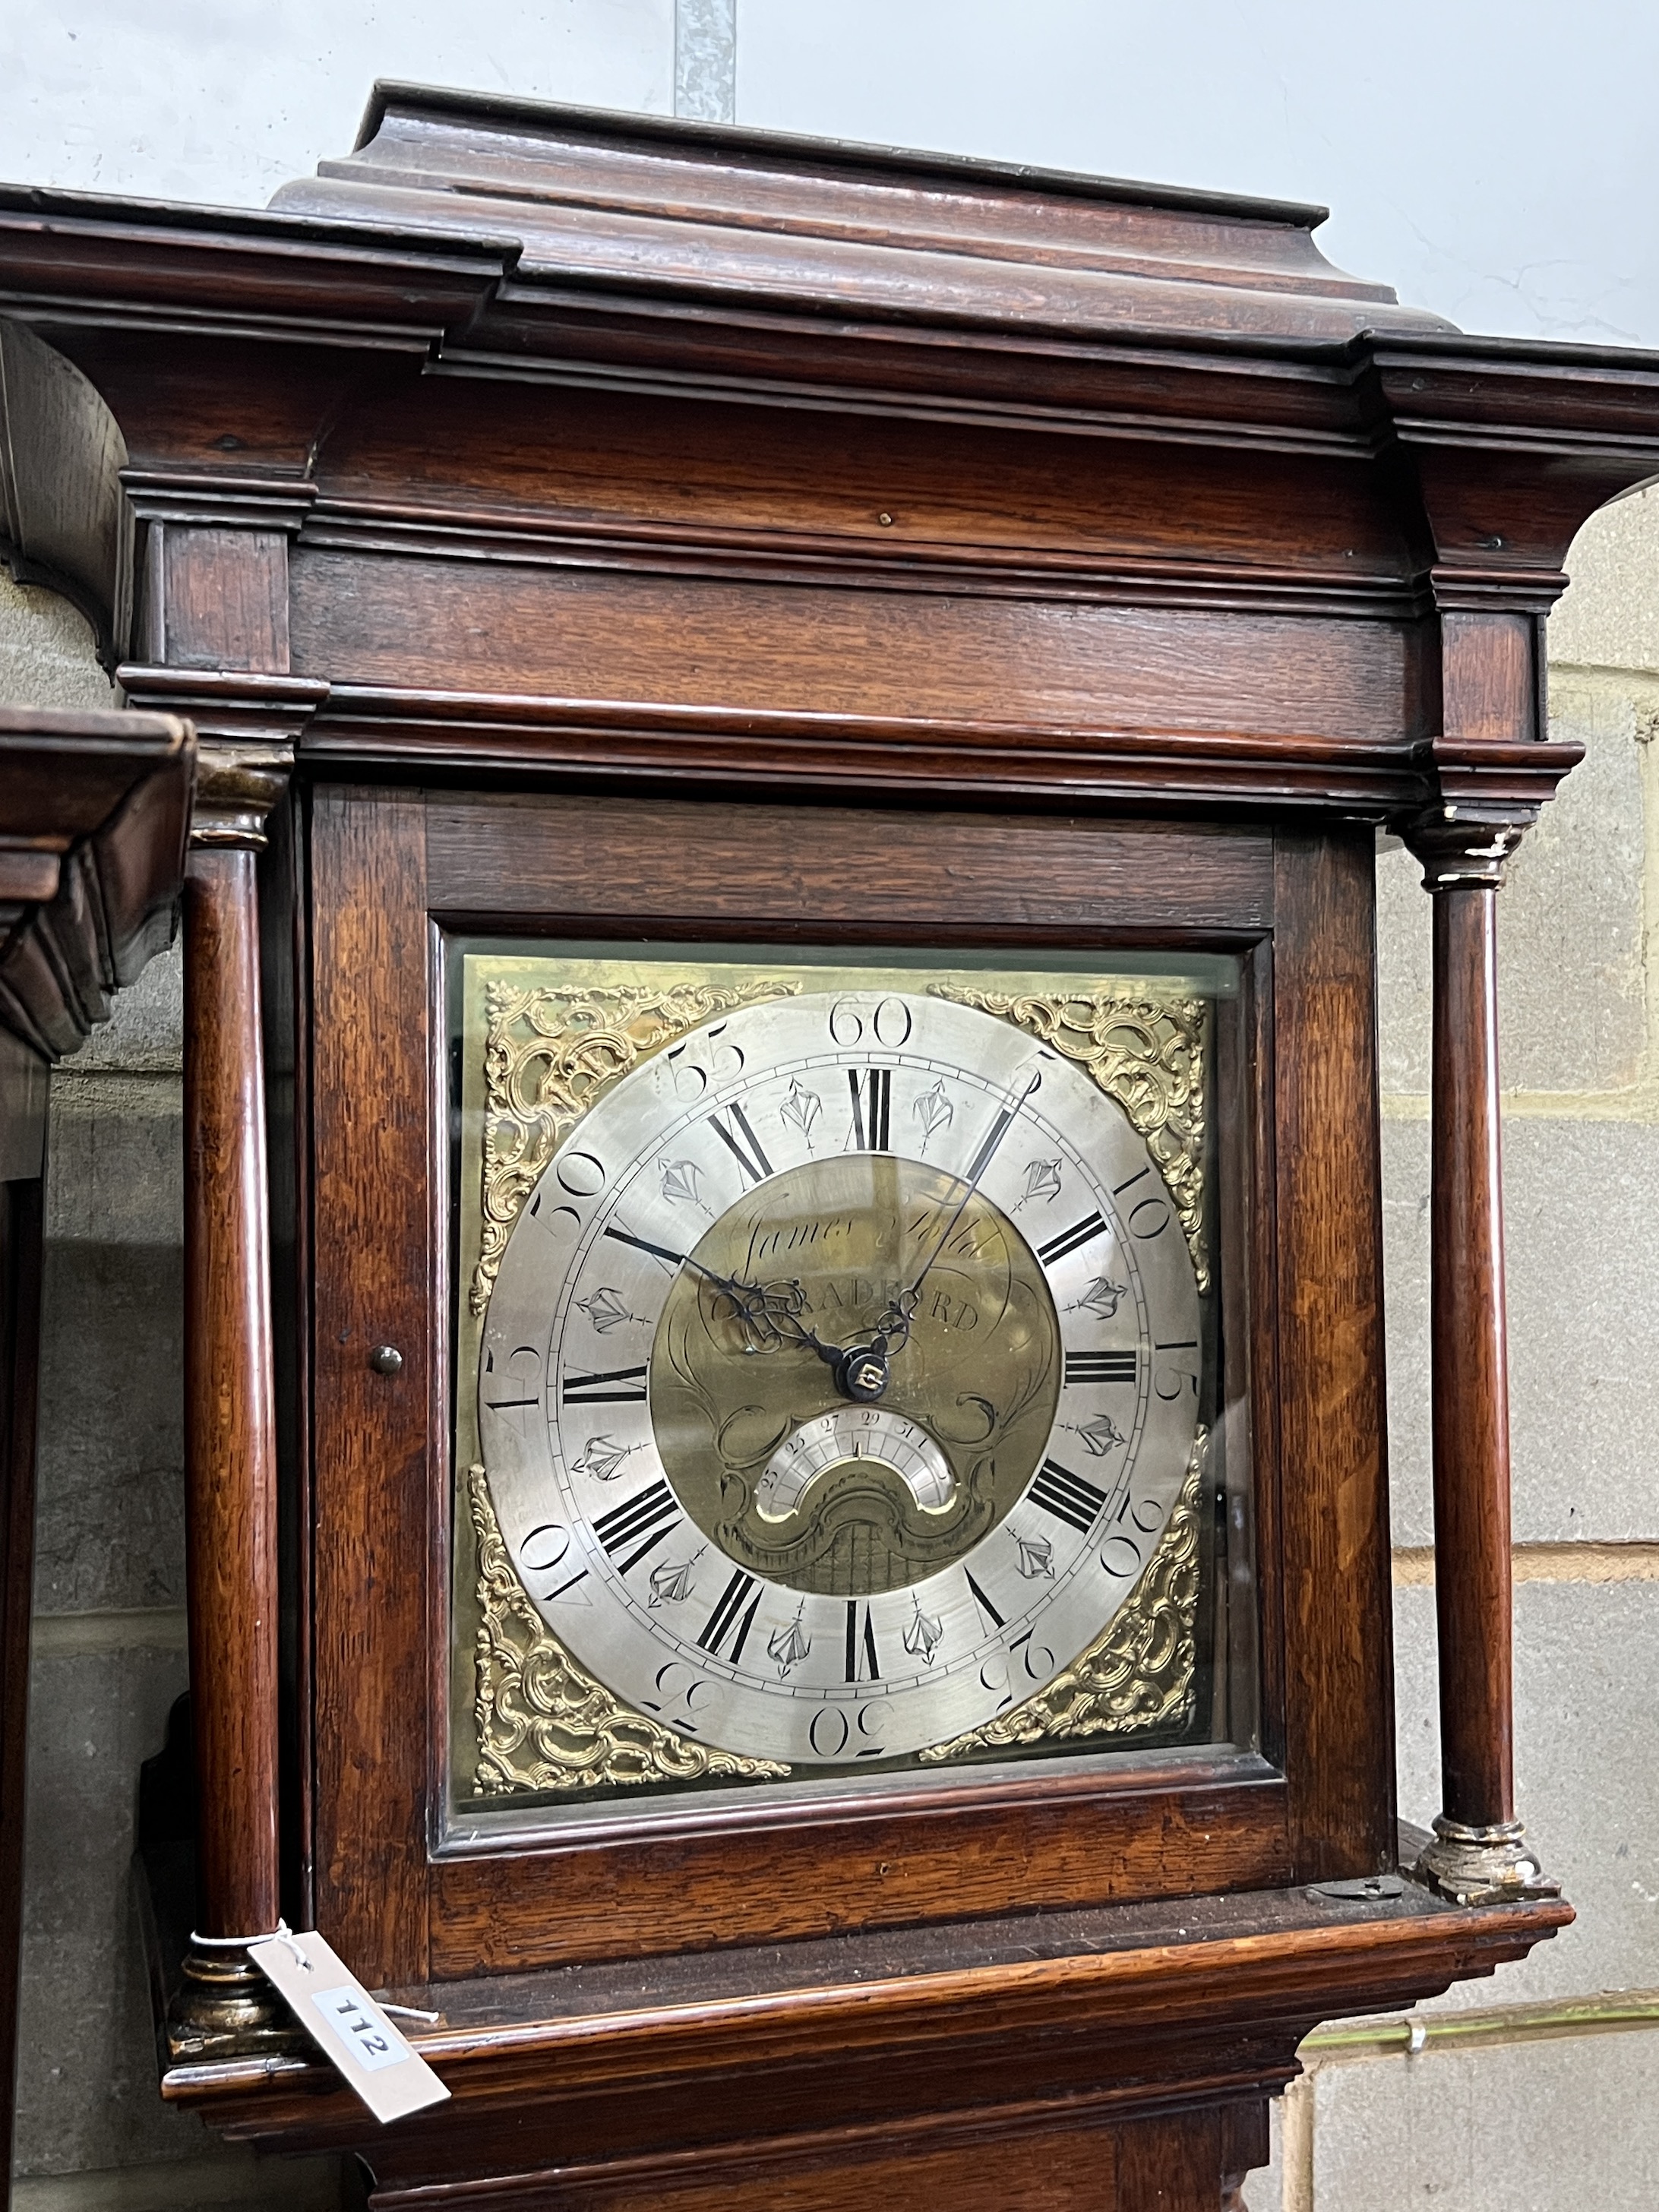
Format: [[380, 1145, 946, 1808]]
[[8, 86, 1655, 2206]]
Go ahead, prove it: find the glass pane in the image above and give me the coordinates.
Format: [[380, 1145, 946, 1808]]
[[446, 940, 1256, 1834]]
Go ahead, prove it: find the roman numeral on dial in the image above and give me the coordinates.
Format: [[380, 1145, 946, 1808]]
[[592, 1480, 681, 1574], [1064, 1350, 1137, 1385], [846, 1067, 892, 1149], [1028, 1457, 1108, 1534], [708, 1103, 774, 1185], [965, 1569, 1005, 1630], [1038, 1212, 1108, 1266], [561, 1364, 648, 1404], [845, 1601, 880, 1681], [963, 1106, 1018, 1187], [699, 1569, 762, 1662]]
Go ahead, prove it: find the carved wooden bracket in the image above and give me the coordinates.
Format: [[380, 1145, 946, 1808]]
[[1398, 735, 1584, 891], [117, 668, 327, 849]]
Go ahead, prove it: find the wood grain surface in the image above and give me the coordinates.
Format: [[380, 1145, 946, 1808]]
[[1269, 834, 1394, 1876], [1430, 887, 1515, 1826], [163, 1879, 1569, 2202], [310, 785, 1290, 1986], [308, 789, 434, 1986], [184, 848, 282, 1940]]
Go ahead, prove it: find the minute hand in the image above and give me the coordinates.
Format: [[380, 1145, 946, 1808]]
[[903, 1068, 1042, 1305]]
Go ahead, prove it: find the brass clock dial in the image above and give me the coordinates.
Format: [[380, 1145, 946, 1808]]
[[479, 988, 1202, 1766]]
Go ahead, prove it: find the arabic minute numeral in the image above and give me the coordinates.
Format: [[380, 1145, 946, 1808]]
[[1063, 1350, 1137, 1386], [1155, 1340, 1200, 1400], [520, 1522, 590, 1602], [482, 1341, 542, 1423], [1027, 1456, 1109, 1534], [828, 996, 912, 1048], [665, 1025, 745, 1101], [707, 1102, 774, 1187], [846, 1066, 892, 1151], [808, 1703, 887, 1759], [1111, 1166, 1171, 1240], [1010, 1628, 1057, 1683]]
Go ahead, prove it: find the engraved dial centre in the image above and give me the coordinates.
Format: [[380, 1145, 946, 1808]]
[[649, 1152, 1061, 1597]]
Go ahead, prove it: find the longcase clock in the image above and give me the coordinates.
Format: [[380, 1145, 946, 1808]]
[[3, 84, 1652, 2207]]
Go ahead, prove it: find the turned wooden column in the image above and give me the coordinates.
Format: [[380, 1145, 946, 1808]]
[[170, 750, 298, 2055], [1406, 810, 1556, 1905]]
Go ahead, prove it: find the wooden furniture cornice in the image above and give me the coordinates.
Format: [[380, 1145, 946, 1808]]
[[0, 704, 193, 1061], [0, 91, 1655, 840]]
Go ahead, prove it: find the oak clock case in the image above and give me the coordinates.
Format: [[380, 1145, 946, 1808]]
[[450, 945, 1251, 1828]]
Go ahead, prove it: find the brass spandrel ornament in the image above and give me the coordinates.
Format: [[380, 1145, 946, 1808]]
[[469, 1465, 788, 1796], [918, 1430, 1206, 1762], [472, 978, 801, 1316]]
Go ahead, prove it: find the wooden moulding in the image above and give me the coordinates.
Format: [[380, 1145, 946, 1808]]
[[0, 704, 194, 1060], [160, 1879, 1570, 2192]]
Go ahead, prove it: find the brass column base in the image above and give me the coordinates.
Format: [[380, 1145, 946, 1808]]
[[167, 1945, 308, 2062], [1415, 1815, 1562, 1908]]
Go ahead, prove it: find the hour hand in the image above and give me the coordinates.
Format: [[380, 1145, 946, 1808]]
[[604, 1223, 760, 1323], [605, 1227, 825, 1354]]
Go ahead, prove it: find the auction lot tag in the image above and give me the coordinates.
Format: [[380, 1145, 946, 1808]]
[[249, 1929, 450, 2124]]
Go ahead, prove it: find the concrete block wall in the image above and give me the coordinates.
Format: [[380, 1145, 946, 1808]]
[[2, 470, 1657, 2201]]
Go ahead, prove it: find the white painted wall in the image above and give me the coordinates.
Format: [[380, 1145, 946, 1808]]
[[738, 0, 1659, 347], [0, 0, 673, 208], [3, 0, 1657, 345]]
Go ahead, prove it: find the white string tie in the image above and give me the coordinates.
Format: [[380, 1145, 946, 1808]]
[[188, 1918, 310, 1972]]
